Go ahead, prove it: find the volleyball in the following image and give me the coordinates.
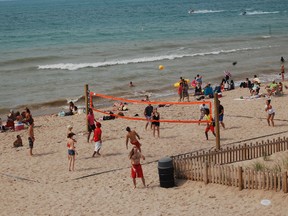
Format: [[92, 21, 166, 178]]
[[159, 65, 164, 70]]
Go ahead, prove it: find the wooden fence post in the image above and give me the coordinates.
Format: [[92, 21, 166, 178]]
[[204, 161, 209, 185], [283, 171, 288, 193], [238, 166, 243, 191], [84, 84, 89, 132]]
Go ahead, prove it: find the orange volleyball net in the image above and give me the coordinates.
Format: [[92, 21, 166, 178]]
[[89, 91, 212, 124]]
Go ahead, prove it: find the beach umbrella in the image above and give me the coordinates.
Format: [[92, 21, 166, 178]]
[[224, 70, 232, 77]]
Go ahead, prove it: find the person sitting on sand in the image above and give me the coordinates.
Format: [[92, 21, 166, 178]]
[[129, 146, 146, 189], [203, 83, 214, 98], [66, 101, 78, 116], [265, 80, 278, 96], [126, 127, 142, 152], [250, 81, 260, 96], [13, 135, 23, 147], [194, 83, 203, 96]]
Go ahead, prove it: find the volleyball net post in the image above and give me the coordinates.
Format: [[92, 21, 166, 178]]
[[214, 92, 220, 150], [84, 84, 89, 132]]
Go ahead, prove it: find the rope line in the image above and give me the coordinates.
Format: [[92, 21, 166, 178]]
[[90, 92, 212, 123]]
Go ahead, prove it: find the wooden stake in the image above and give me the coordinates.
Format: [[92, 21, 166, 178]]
[[84, 84, 89, 132], [214, 93, 220, 150]]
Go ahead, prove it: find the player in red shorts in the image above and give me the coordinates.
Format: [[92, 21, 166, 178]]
[[129, 147, 146, 189], [126, 127, 142, 152]]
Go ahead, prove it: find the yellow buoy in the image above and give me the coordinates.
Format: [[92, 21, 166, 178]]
[[159, 65, 164, 70]]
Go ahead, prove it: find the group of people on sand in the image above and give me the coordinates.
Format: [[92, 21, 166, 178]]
[[2, 108, 35, 155]]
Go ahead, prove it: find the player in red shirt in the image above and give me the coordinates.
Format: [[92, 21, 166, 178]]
[[91, 122, 102, 157]]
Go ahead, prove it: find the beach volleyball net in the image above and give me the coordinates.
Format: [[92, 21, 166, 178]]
[[89, 92, 212, 124]]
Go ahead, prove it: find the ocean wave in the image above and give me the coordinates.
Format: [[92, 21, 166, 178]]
[[1, 56, 60, 66], [38, 46, 266, 71], [190, 10, 224, 14], [244, 11, 279, 15]]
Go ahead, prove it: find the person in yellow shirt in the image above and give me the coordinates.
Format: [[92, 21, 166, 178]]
[[204, 109, 216, 140]]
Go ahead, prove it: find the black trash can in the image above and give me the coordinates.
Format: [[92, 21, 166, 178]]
[[158, 157, 175, 188]]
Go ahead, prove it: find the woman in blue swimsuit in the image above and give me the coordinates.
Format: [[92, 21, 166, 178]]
[[67, 132, 77, 171]]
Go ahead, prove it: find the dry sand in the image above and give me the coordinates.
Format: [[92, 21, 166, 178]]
[[1, 84, 288, 216]]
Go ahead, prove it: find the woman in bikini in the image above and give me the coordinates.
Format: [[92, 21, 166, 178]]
[[67, 132, 77, 171], [265, 99, 275, 127]]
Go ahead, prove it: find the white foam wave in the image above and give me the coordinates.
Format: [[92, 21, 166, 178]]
[[192, 10, 224, 14], [245, 11, 279, 15], [66, 95, 83, 103], [38, 46, 266, 71]]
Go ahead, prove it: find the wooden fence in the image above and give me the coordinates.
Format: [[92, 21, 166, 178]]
[[173, 159, 288, 193], [172, 137, 288, 193], [172, 137, 288, 165]]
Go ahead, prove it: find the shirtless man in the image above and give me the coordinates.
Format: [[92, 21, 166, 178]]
[[126, 127, 142, 152], [129, 147, 146, 189]]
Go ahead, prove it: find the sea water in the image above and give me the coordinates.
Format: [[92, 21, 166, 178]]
[[0, 0, 288, 116]]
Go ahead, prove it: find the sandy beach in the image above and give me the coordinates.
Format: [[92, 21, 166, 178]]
[[1, 84, 288, 216]]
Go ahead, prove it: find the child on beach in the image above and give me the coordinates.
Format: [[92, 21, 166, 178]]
[[265, 99, 275, 127], [13, 135, 23, 148], [67, 125, 73, 136], [129, 147, 146, 189], [67, 132, 77, 171]]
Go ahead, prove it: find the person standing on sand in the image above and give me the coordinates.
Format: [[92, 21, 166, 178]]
[[87, 108, 97, 142], [129, 147, 146, 189], [265, 99, 275, 127], [126, 127, 142, 152], [198, 103, 209, 125], [204, 109, 216, 140], [67, 132, 77, 171], [144, 104, 153, 130], [151, 108, 160, 138], [281, 64, 285, 81], [22, 107, 34, 156], [91, 122, 102, 157], [178, 82, 183, 102], [218, 100, 225, 129]]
